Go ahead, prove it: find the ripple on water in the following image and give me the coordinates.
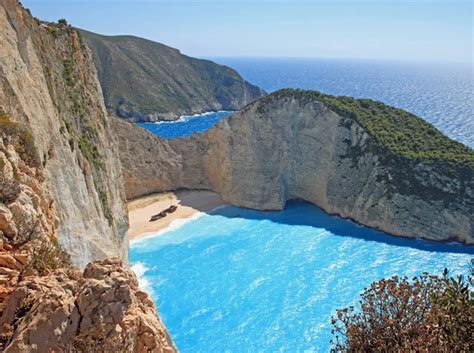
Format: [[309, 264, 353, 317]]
[[130, 201, 474, 352]]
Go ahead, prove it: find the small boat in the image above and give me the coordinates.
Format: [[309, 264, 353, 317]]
[[149, 205, 178, 222]]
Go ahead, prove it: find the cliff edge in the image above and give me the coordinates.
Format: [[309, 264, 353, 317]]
[[1, 1, 176, 351], [1, 0, 128, 267], [115, 89, 473, 244]]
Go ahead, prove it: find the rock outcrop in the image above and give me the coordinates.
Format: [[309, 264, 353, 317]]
[[1, 0, 128, 268], [0, 258, 176, 353], [80, 29, 266, 122], [114, 89, 473, 244]]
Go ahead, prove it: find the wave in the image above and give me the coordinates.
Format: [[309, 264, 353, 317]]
[[130, 262, 154, 295]]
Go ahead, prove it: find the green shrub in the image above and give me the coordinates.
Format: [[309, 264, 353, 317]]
[[262, 89, 474, 170], [99, 191, 113, 226], [78, 135, 102, 170], [331, 265, 474, 352], [0, 114, 40, 167]]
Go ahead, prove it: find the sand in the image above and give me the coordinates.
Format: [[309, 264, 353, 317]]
[[127, 190, 226, 241]]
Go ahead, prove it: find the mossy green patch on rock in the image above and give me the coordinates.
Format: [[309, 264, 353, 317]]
[[98, 191, 113, 226], [78, 135, 102, 170]]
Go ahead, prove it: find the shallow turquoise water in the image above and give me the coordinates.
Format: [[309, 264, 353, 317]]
[[130, 202, 473, 352]]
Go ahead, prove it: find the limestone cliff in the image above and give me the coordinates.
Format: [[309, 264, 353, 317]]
[[0, 0, 128, 268], [0, 106, 176, 353], [115, 90, 473, 244], [0, 258, 176, 352], [1, 1, 177, 351]]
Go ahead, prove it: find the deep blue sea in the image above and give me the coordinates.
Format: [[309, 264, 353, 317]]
[[213, 58, 473, 147], [139, 58, 473, 145], [138, 111, 233, 139], [132, 58, 473, 352], [131, 202, 473, 352]]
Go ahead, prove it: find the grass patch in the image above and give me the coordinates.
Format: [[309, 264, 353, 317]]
[[98, 191, 113, 226], [0, 113, 40, 167], [78, 135, 102, 170], [26, 237, 72, 276]]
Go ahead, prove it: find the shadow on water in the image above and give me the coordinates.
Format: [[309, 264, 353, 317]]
[[191, 199, 474, 256]]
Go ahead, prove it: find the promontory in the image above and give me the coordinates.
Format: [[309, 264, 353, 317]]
[[115, 89, 474, 244]]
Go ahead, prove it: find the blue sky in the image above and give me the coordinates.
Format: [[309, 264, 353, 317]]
[[22, 0, 472, 63]]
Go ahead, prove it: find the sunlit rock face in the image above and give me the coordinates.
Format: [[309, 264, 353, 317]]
[[0, 258, 177, 352], [0, 0, 128, 268], [115, 90, 473, 244]]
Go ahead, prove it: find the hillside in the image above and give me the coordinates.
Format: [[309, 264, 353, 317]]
[[79, 29, 266, 121], [0, 1, 176, 350], [114, 89, 473, 244]]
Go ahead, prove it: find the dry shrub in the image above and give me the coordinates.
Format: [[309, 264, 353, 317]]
[[71, 328, 130, 353], [331, 264, 474, 352], [26, 238, 71, 275], [0, 114, 40, 168]]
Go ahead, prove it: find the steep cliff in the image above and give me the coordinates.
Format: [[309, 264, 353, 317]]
[[1, 0, 128, 268], [80, 29, 266, 122], [1, 1, 176, 351], [115, 89, 473, 244], [0, 107, 176, 353]]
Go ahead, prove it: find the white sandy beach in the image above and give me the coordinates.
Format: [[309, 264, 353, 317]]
[[127, 190, 226, 240]]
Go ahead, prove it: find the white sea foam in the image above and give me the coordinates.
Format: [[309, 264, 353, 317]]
[[130, 262, 154, 295], [149, 111, 234, 125]]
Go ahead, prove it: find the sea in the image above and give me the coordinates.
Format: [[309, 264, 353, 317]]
[[140, 58, 473, 147], [131, 58, 474, 352]]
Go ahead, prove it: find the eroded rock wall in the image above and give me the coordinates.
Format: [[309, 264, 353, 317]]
[[0, 0, 128, 268], [114, 94, 473, 244], [0, 258, 176, 353]]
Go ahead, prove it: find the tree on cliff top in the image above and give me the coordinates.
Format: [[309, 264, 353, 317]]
[[331, 261, 474, 352]]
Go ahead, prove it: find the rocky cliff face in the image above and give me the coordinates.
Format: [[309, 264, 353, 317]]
[[1, 1, 176, 351], [1, 258, 176, 353], [80, 29, 266, 122], [1, 0, 128, 268], [115, 90, 473, 244]]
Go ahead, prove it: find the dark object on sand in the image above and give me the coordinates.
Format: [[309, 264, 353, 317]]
[[149, 205, 178, 222]]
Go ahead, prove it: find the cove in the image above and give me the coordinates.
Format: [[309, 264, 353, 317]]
[[130, 201, 473, 352], [138, 111, 233, 138]]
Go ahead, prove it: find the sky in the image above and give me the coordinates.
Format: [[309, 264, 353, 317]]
[[22, 0, 473, 63]]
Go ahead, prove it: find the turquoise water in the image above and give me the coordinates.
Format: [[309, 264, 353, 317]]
[[130, 201, 473, 352], [138, 111, 233, 138]]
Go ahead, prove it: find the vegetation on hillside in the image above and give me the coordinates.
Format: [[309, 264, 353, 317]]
[[331, 263, 474, 351], [0, 113, 40, 168], [79, 29, 266, 121], [261, 89, 473, 170]]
